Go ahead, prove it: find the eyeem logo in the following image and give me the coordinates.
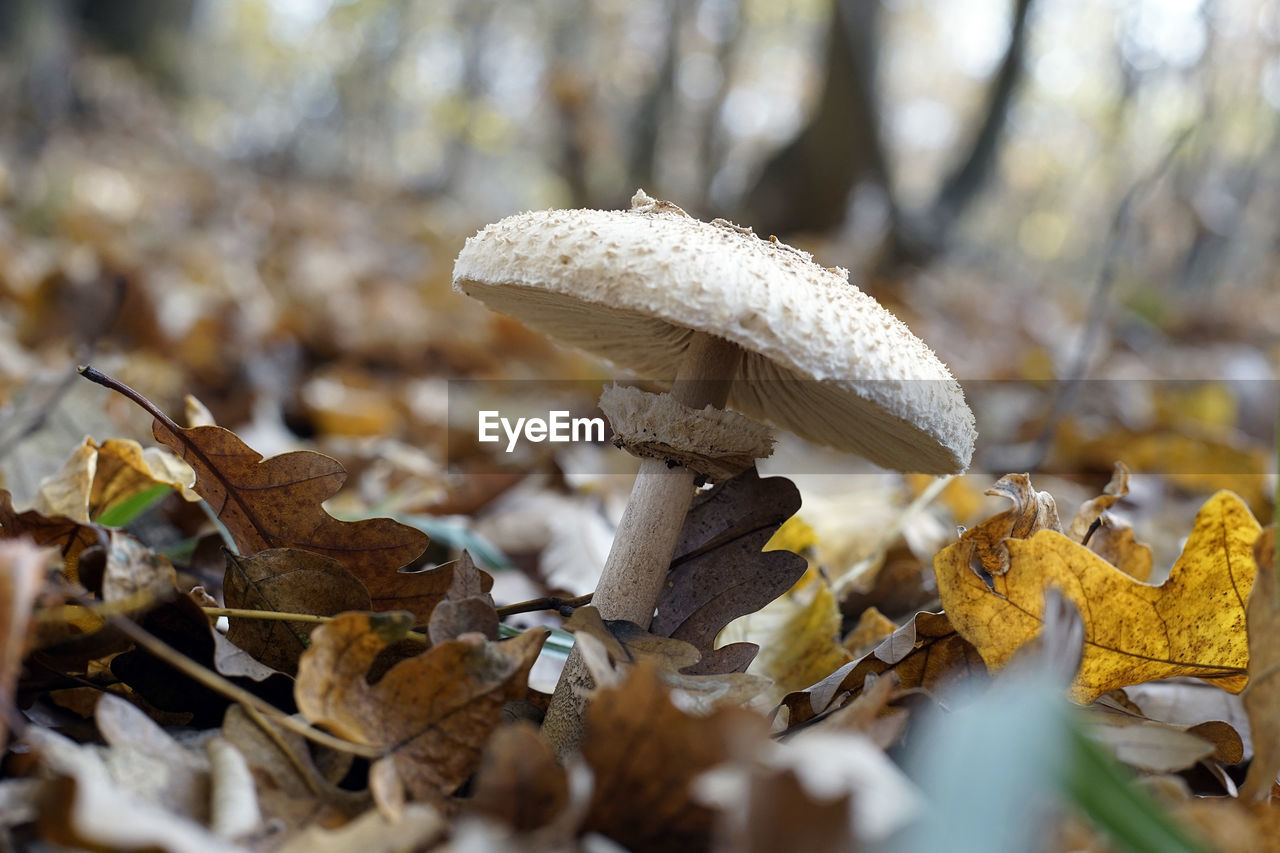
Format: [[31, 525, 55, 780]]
[[478, 410, 606, 453]]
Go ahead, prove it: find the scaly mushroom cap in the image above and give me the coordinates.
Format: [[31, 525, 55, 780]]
[[452, 191, 977, 474]]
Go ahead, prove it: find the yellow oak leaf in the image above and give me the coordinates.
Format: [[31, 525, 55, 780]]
[[936, 490, 1260, 703]]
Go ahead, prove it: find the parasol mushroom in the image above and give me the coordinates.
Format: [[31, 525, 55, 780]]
[[452, 190, 976, 753]]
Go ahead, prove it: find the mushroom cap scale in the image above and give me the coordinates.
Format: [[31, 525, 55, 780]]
[[452, 191, 977, 474]]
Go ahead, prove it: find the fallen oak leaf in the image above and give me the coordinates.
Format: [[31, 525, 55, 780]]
[[294, 611, 546, 810], [224, 548, 371, 675], [936, 490, 1261, 704], [1240, 524, 1278, 801], [652, 468, 807, 671], [79, 366, 428, 585], [780, 610, 985, 727]]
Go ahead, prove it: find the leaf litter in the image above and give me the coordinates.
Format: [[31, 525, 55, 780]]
[[0, 85, 1275, 850]]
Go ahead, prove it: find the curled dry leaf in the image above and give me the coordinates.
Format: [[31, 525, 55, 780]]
[[35, 437, 198, 525], [24, 725, 238, 853], [0, 488, 103, 580], [94, 692, 210, 821], [936, 490, 1261, 703], [563, 607, 772, 711], [1241, 524, 1279, 801], [1066, 461, 1132, 542], [223, 548, 371, 675], [1065, 462, 1153, 581], [294, 612, 546, 809], [781, 611, 985, 727], [964, 472, 1061, 577]]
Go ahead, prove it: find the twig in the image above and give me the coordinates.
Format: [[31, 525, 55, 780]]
[[496, 592, 593, 618], [202, 606, 428, 644], [101, 607, 383, 760], [1026, 126, 1195, 469], [240, 701, 323, 797]]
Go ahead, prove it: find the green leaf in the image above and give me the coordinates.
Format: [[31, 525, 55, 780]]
[[93, 483, 172, 527]]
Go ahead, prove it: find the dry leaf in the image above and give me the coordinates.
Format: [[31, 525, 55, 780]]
[[580, 660, 768, 853], [842, 606, 897, 657], [80, 370, 430, 585], [653, 469, 807, 668], [427, 550, 499, 644], [1065, 462, 1153, 580], [276, 803, 445, 853], [695, 730, 923, 847], [964, 472, 1061, 578], [781, 611, 985, 726], [0, 540, 50, 746], [149, 419, 428, 575], [724, 569, 855, 705], [94, 692, 210, 821], [25, 725, 237, 853], [1066, 462, 1132, 542], [31, 437, 197, 525], [936, 490, 1261, 703], [1241, 525, 1279, 801], [205, 737, 259, 838], [563, 607, 771, 711], [468, 721, 569, 832], [294, 612, 546, 808], [224, 548, 371, 675], [0, 488, 103, 580]]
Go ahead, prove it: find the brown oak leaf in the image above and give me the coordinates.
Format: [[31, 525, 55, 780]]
[[295, 612, 546, 810]]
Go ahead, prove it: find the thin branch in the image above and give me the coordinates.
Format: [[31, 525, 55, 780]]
[[101, 606, 383, 760], [496, 592, 593, 618], [202, 606, 428, 644]]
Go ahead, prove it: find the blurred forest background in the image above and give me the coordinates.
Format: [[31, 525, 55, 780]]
[[0, 0, 1275, 529]]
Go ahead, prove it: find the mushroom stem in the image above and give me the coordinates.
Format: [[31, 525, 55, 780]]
[[542, 331, 740, 755]]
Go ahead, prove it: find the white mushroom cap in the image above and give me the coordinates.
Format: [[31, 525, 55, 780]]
[[452, 190, 976, 474]]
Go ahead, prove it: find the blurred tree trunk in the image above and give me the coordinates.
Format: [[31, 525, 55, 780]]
[[738, 0, 1037, 269], [548, 0, 596, 208], [72, 0, 196, 91], [918, 0, 1035, 252], [627, 0, 685, 194], [0, 0, 195, 155], [695, 0, 743, 215], [737, 0, 891, 239]]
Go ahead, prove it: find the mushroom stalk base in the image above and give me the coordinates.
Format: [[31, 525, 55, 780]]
[[542, 331, 739, 757]]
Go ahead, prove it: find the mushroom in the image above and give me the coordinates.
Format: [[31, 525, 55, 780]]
[[452, 190, 976, 752]]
